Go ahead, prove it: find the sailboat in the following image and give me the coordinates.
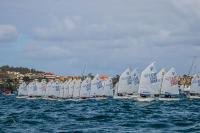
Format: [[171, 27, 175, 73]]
[[114, 68, 133, 99], [44, 80, 54, 99], [156, 68, 167, 97], [40, 79, 47, 97], [188, 74, 200, 99], [63, 80, 71, 99], [58, 82, 64, 99], [35, 81, 43, 98], [90, 74, 105, 99], [113, 82, 118, 97], [27, 80, 39, 99], [130, 69, 140, 99], [53, 80, 62, 99], [137, 62, 158, 101], [68, 79, 75, 99], [80, 77, 91, 99], [159, 67, 180, 101], [17, 81, 28, 98], [102, 77, 113, 98], [73, 79, 82, 99]]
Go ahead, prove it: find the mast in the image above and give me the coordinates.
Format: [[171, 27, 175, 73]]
[[188, 56, 196, 76], [81, 64, 86, 80], [159, 71, 165, 95]]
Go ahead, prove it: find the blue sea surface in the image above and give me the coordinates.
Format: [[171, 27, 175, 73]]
[[1, 95, 200, 133]]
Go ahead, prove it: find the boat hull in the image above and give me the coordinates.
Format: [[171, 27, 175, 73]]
[[137, 97, 155, 102], [188, 95, 200, 99], [158, 97, 180, 101], [16, 96, 28, 99], [113, 95, 133, 99]]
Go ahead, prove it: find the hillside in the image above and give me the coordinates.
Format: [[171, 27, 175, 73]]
[[0, 65, 44, 74]]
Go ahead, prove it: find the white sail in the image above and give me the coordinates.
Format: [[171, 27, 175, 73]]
[[102, 77, 113, 97], [117, 68, 132, 95], [114, 82, 119, 96], [138, 62, 158, 96], [45, 80, 54, 97], [40, 79, 47, 97], [90, 74, 104, 97], [190, 74, 200, 94], [27, 81, 38, 97], [35, 81, 43, 97], [68, 79, 75, 98], [53, 80, 61, 98], [73, 79, 82, 98], [80, 77, 91, 98], [63, 80, 71, 98], [58, 82, 64, 98], [161, 67, 179, 95], [156, 68, 167, 95], [130, 69, 140, 94], [18, 81, 27, 96]]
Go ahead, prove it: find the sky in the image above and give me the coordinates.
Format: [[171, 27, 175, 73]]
[[0, 0, 200, 76]]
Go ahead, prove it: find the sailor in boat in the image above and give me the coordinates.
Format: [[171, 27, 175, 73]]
[[140, 92, 151, 98], [137, 62, 158, 101], [159, 67, 180, 101]]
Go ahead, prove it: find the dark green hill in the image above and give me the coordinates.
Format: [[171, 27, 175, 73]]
[[0, 65, 44, 74]]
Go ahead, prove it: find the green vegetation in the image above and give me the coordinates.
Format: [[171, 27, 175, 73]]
[[0, 65, 45, 93], [0, 65, 44, 74], [0, 79, 18, 92]]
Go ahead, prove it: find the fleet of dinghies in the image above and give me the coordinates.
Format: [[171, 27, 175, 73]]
[[17, 62, 200, 101], [17, 75, 113, 100]]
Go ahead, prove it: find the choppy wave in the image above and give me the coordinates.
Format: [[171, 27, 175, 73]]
[[1, 95, 200, 132]]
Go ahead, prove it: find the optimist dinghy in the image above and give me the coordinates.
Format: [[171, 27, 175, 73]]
[[90, 74, 106, 99], [114, 68, 133, 99], [27, 80, 39, 99], [156, 68, 167, 97], [17, 81, 28, 98], [137, 62, 158, 102], [188, 74, 200, 99], [73, 79, 82, 99], [129, 69, 140, 99], [159, 67, 180, 101], [102, 77, 113, 98], [80, 77, 91, 99]]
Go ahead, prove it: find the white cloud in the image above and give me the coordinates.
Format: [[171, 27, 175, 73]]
[[1, 0, 200, 74], [0, 24, 18, 42]]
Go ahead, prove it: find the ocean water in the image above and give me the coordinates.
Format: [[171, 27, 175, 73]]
[[1, 95, 200, 133]]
